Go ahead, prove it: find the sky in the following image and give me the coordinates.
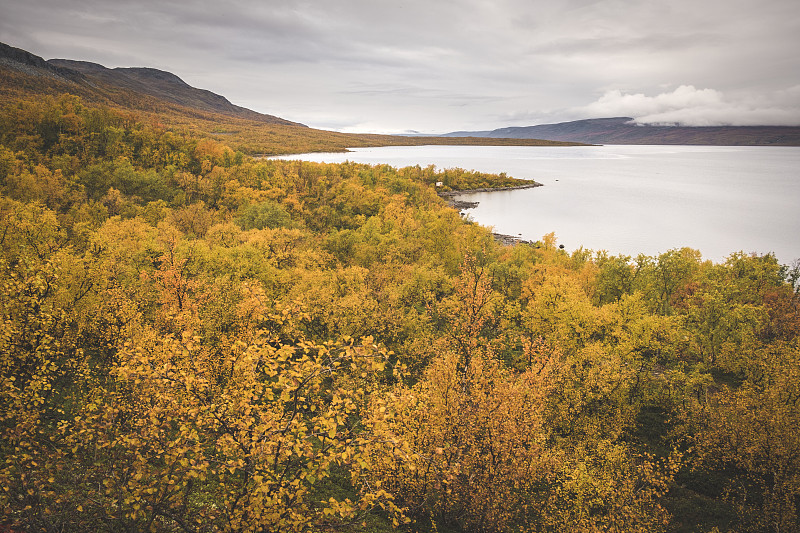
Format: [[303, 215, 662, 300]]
[[2, 0, 799, 134]]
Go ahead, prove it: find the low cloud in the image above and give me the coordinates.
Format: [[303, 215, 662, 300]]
[[575, 85, 800, 126]]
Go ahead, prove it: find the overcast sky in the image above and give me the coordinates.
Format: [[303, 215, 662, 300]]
[[2, 0, 799, 133]]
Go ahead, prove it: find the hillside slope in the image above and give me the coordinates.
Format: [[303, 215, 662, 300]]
[[46, 59, 304, 126], [1, 42, 302, 126]]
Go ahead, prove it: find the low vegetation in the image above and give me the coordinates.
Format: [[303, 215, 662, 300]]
[[1, 95, 799, 533]]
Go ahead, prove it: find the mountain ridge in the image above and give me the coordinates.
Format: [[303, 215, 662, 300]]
[[46, 58, 291, 124], [0, 42, 304, 127], [444, 117, 800, 146]]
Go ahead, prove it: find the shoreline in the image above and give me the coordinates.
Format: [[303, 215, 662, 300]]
[[438, 183, 543, 246], [437, 182, 543, 198], [438, 182, 542, 211], [492, 232, 534, 246]]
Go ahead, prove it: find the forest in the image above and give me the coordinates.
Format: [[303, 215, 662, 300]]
[[1, 94, 799, 533]]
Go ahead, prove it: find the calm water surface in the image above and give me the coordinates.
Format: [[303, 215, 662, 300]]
[[276, 145, 800, 265]]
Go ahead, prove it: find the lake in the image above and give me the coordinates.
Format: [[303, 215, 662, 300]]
[[274, 145, 800, 265]]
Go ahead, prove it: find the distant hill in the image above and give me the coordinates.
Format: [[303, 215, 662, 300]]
[[0, 41, 303, 127], [445, 117, 800, 146]]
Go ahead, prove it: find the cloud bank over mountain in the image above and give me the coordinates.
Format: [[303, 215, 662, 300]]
[[575, 85, 800, 127]]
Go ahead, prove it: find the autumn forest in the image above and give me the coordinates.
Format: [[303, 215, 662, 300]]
[[1, 80, 799, 532]]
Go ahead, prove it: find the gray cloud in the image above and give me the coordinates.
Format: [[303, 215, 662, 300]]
[[572, 85, 800, 126], [2, 0, 799, 132]]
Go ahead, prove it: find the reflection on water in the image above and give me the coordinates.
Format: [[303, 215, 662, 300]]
[[275, 145, 800, 265]]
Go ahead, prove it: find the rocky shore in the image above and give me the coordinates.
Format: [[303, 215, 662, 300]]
[[438, 182, 542, 212], [446, 198, 479, 210], [437, 182, 543, 200], [437, 183, 543, 246], [492, 232, 534, 246]]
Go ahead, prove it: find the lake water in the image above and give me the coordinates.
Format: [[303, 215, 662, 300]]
[[274, 145, 800, 265]]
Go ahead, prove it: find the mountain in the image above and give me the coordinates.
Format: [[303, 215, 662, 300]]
[[445, 117, 800, 146], [0, 41, 583, 155], [0, 41, 303, 127], [47, 59, 301, 125]]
